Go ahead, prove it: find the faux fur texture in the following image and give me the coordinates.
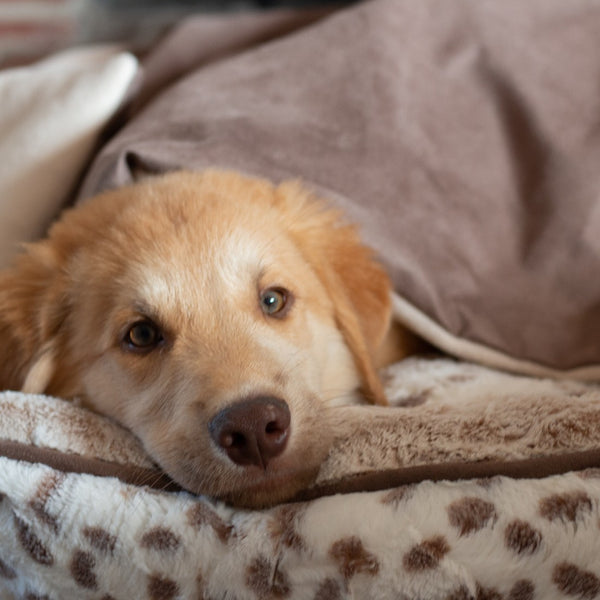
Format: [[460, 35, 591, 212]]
[[2, 358, 600, 599]]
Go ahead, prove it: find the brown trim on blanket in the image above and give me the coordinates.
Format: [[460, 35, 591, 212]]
[[293, 449, 600, 502], [0, 439, 181, 492], [2, 438, 600, 503]]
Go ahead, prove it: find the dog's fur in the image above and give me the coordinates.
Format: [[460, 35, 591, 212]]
[[0, 170, 416, 506]]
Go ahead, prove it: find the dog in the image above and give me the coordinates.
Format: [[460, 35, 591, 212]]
[[0, 169, 419, 507]]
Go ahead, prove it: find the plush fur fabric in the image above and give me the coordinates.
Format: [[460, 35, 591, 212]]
[[313, 358, 600, 486], [2, 461, 600, 600], [2, 358, 600, 599]]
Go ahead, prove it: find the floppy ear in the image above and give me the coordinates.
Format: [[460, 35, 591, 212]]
[[277, 182, 392, 405], [0, 243, 66, 394]]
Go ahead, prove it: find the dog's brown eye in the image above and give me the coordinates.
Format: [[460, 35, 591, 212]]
[[260, 288, 289, 317], [125, 321, 161, 350]]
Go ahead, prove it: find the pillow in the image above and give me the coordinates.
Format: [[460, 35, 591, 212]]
[[0, 45, 138, 268]]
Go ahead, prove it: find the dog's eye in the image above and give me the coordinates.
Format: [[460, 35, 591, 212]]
[[260, 288, 289, 317], [125, 321, 162, 351]]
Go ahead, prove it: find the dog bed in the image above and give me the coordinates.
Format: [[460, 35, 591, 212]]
[[2, 1, 600, 598], [3, 358, 600, 600]]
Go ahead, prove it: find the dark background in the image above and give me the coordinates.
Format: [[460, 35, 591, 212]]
[[0, 0, 355, 68]]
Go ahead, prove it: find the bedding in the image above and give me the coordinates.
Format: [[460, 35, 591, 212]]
[[79, 0, 600, 380], [2, 358, 600, 600], [2, 1, 600, 598], [0, 45, 138, 269]]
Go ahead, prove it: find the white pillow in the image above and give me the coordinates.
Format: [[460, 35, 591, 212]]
[[0, 46, 138, 268]]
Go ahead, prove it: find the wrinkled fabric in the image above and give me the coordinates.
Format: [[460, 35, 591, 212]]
[[79, 0, 600, 371]]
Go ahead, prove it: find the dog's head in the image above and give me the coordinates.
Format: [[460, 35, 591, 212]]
[[0, 170, 391, 506]]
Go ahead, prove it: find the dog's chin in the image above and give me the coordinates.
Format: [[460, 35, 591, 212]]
[[214, 465, 321, 508], [155, 449, 325, 509]]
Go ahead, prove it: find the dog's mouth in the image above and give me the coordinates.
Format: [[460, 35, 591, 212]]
[[211, 462, 322, 508], [154, 441, 326, 508], [138, 395, 336, 507]]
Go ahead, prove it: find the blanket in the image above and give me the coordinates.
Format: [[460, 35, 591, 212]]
[[0, 46, 138, 268], [78, 0, 600, 380], [2, 358, 600, 599]]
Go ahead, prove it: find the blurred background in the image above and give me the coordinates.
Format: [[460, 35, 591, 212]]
[[0, 0, 354, 67]]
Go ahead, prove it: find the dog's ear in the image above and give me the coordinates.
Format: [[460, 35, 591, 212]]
[[277, 182, 392, 405], [0, 243, 66, 394]]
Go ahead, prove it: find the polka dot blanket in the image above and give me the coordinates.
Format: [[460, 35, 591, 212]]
[[2, 357, 600, 599]]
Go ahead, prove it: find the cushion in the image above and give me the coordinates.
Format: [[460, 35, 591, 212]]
[[2, 358, 600, 599], [0, 45, 138, 268]]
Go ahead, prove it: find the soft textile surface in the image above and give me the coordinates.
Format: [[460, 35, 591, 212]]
[[0, 45, 138, 268], [3, 3, 600, 598], [2, 358, 600, 599], [78, 0, 600, 378], [3, 358, 600, 497]]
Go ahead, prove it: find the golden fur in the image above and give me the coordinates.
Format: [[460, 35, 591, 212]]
[[0, 170, 416, 506]]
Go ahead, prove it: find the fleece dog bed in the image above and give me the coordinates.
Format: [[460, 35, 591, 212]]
[[3, 358, 600, 600], [2, 1, 600, 598]]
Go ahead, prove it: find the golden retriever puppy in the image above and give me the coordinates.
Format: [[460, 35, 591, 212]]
[[0, 170, 415, 507]]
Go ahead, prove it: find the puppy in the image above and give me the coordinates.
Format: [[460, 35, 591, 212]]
[[0, 170, 417, 507]]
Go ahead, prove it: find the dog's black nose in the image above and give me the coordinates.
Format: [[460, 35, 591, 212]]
[[208, 397, 291, 469]]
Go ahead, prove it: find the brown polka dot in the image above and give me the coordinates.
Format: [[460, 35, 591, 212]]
[[380, 485, 414, 506], [82, 526, 117, 555], [504, 520, 542, 555], [100, 596, 117, 600], [28, 473, 65, 534], [330, 536, 380, 579], [269, 505, 306, 551], [24, 593, 50, 600], [445, 585, 472, 600], [141, 527, 181, 552], [448, 374, 474, 383], [578, 469, 600, 480], [475, 478, 493, 489], [508, 579, 535, 600], [187, 503, 233, 543], [476, 583, 502, 600], [447, 497, 497, 536], [553, 562, 600, 599], [14, 515, 53, 565], [475, 476, 501, 490], [0, 557, 16, 579], [195, 572, 214, 600], [246, 555, 290, 598], [314, 577, 342, 600], [539, 491, 593, 523], [403, 535, 450, 572], [70, 550, 97, 589], [148, 574, 180, 600]]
